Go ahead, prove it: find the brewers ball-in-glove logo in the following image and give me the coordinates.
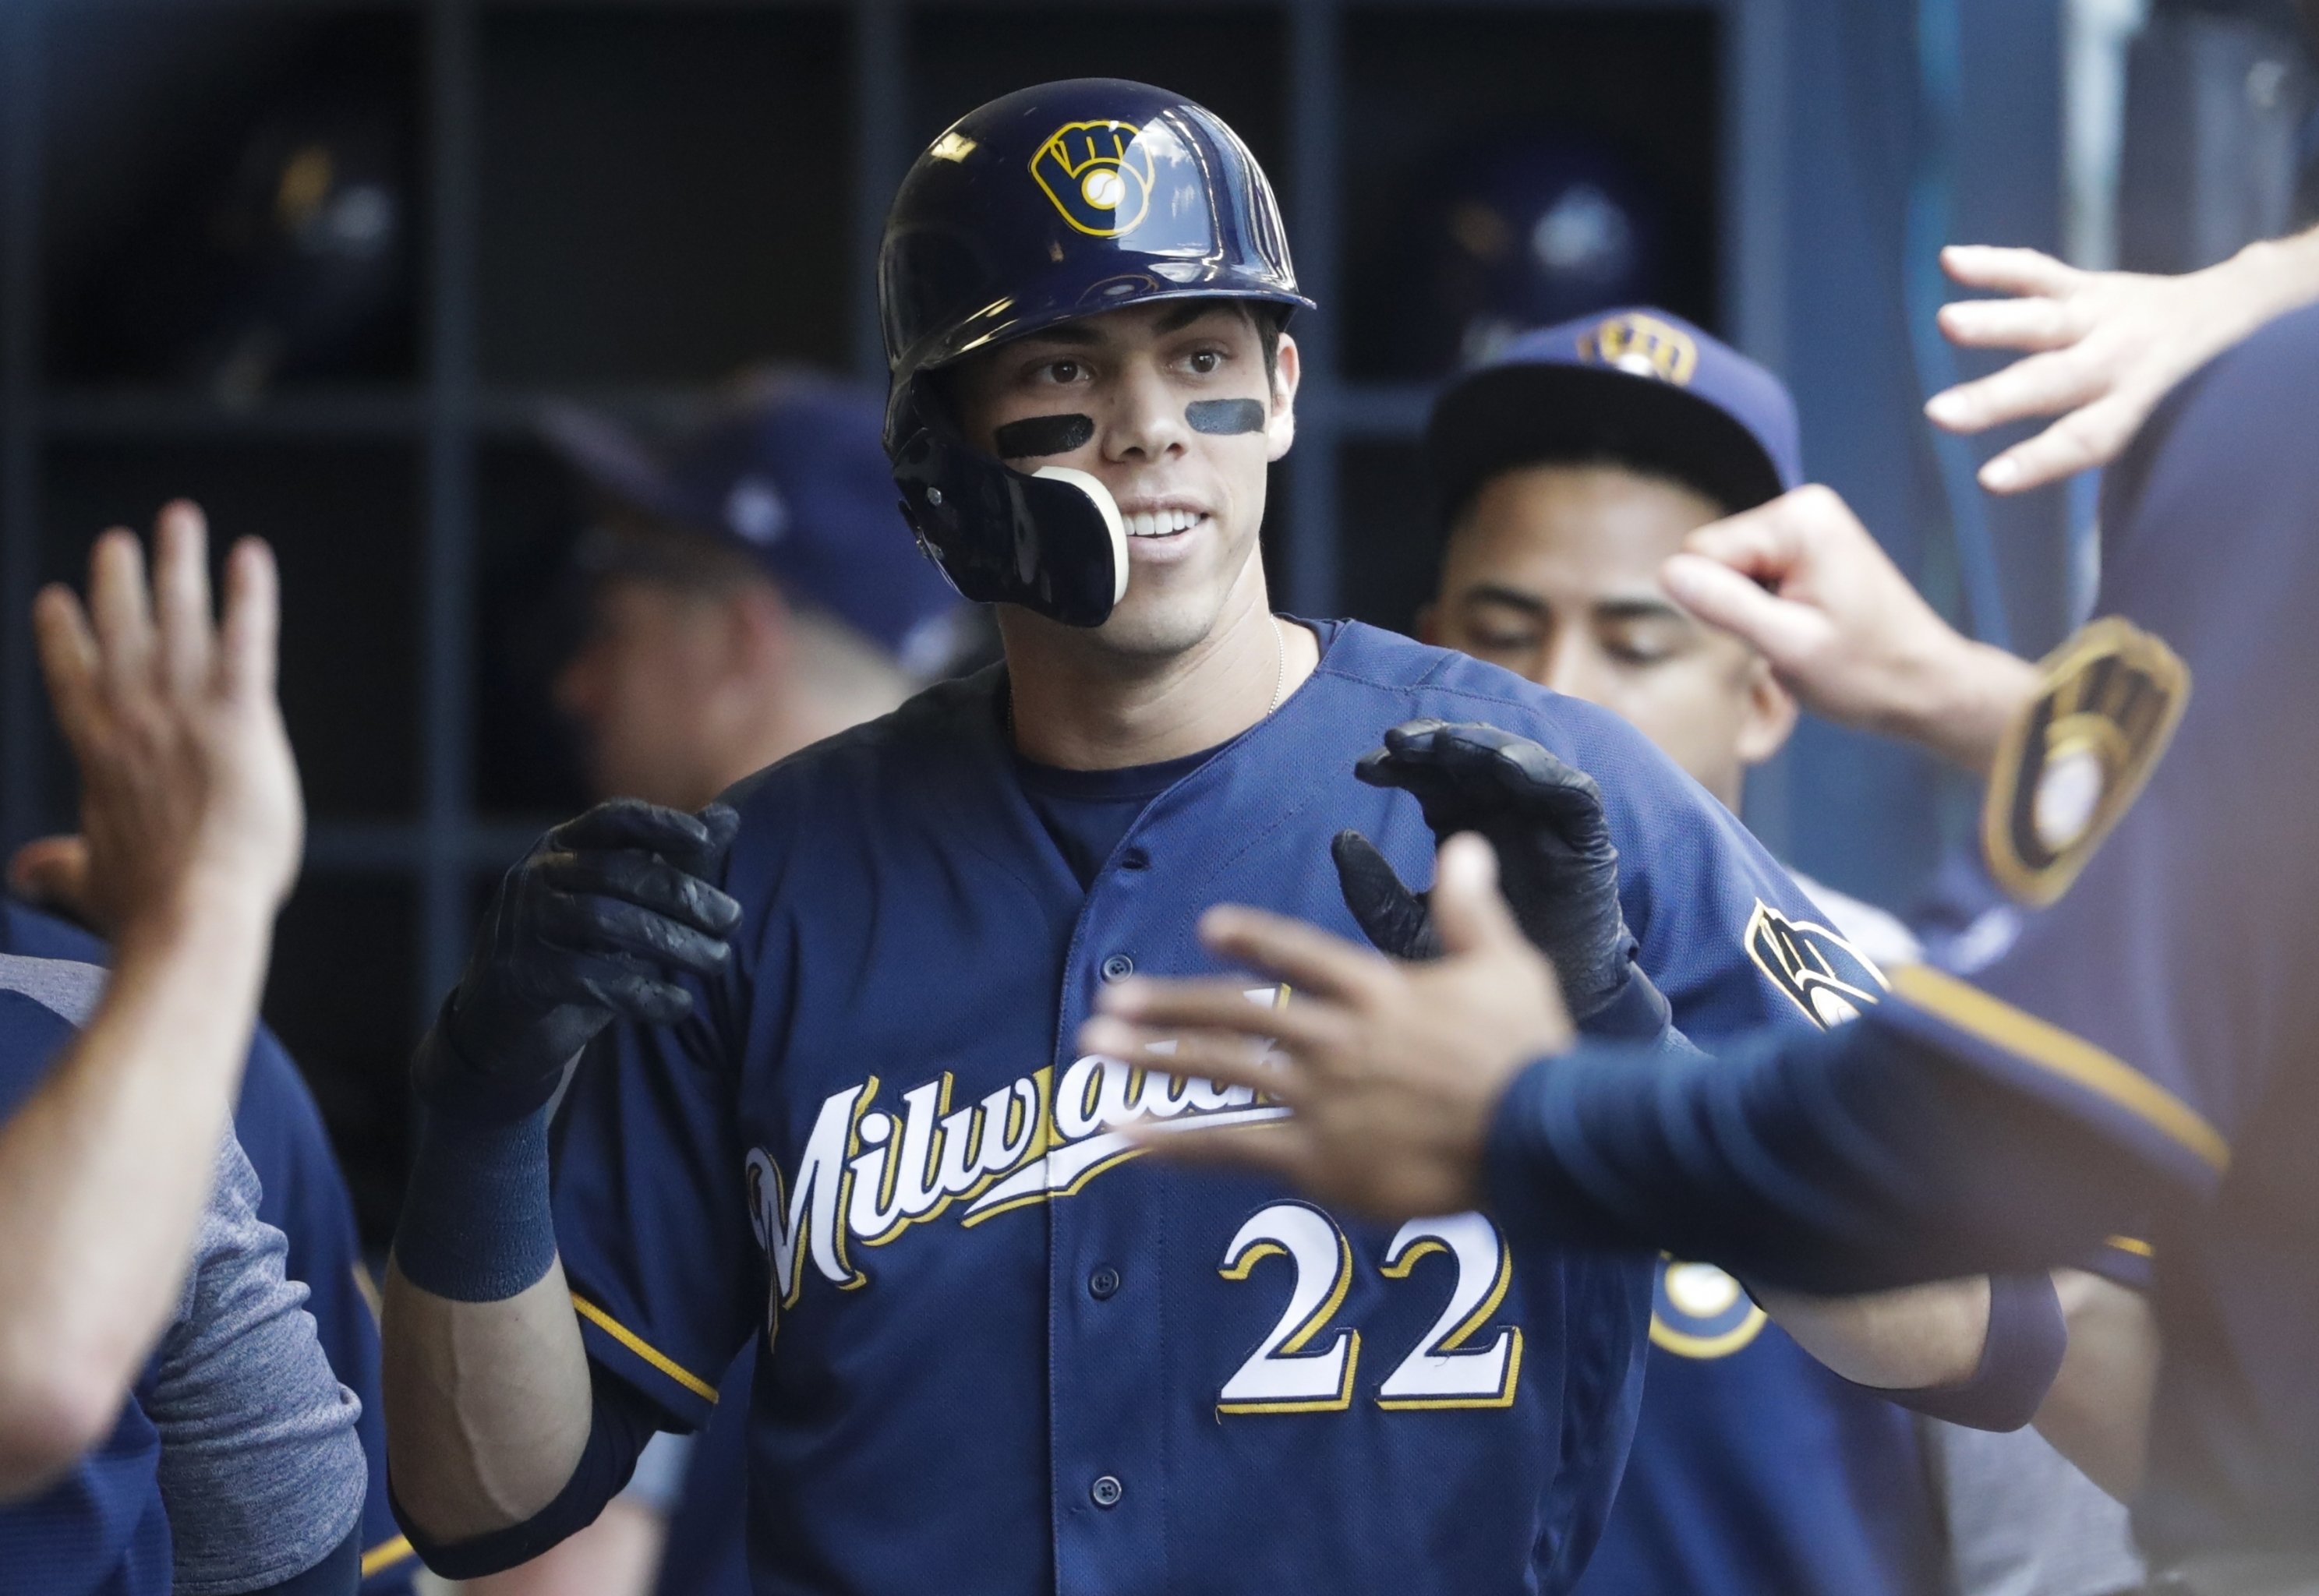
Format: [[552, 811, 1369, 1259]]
[[1031, 119, 1156, 238], [1983, 616, 2189, 908], [1744, 901, 1887, 1030], [1579, 311, 1700, 386]]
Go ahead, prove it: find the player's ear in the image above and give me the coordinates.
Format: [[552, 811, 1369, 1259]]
[[1734, 652, 1798, 768], [1264, 333, 1301, 463], [1414, 598, 1441, 646]]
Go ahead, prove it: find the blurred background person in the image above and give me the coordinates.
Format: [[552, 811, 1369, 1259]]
[[539, 370, 983, 815], [463, 371, 973, 1596], [1419, 309, 2144, 1596]]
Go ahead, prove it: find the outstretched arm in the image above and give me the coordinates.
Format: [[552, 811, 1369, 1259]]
[[0, 504, 303, 1499], [1925, 231, 2319, 493]]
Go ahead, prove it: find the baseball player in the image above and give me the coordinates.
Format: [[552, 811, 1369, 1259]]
[[1101, 296, 2319, 1589], [0, 505, 367, 1594], [1417, 306, 2143, 1596], [382, 81, 2017, 1594]]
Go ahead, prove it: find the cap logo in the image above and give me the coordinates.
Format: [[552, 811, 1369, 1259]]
[[1030, 120, 1154, 238], [724, 478, 789, 546], [1579, 312, 1699, 387]]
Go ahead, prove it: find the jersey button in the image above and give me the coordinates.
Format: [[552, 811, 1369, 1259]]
[[1089, 1266, 1122, 1300], [1091, 1475, 1124, 1509], [1118, 847, 1151, 870], [1100, 954, 1136, 983]]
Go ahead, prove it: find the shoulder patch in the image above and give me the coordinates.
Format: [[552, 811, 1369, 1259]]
[[1744, 902, 1887, 1029], [1982, 616, 2189, 908]]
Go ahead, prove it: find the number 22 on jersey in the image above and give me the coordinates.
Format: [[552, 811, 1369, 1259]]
[[1215, 1202, 1524, 1415]]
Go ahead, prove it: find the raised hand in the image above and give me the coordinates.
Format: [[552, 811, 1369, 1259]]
[[427, 800, 744, 1108], [1925, 235, 2319, 493], [1658, 485, 2036, 776], [1334, 720, 1639, 1022], [33, 501, 302, 938], [1087, 835, 1570, 1222]]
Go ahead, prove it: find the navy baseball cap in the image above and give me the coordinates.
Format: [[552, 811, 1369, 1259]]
[[1426, 307, 1802, 524], [543, 372, 970, 678]]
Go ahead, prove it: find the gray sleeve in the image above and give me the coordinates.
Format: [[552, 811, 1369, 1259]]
[[617, 1430, 695, 1514], [1928, 1418, 2147, 1596], [146, 1133, 368, 1596]]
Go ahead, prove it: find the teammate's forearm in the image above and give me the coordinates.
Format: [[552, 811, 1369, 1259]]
[[1752, 1278, 1990, 1390], [2224, 224, 2319, 337], [0, 881, 274, 1494], [380, 1260, 595, 1542], [1483, 1021, 2169, 1294], [1882, 639, 2038, 778], [2033, 1268, 2158, 1501]]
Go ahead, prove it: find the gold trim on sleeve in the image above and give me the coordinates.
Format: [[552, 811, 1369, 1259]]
[[1890, 965, 2229, 1174], [569, 1293, 721, 1404]]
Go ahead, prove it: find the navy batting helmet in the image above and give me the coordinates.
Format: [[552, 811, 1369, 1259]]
[[878, 79, 1311, 627]]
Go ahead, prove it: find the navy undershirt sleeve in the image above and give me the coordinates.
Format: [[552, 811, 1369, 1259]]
[[1486, 1021, 2173, 1296], [1852, 1270, 2066, 1432], [391, 1362, 666, 1579]]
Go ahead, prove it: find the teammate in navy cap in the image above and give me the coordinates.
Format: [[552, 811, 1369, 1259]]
[[380, 80, 1987, 1594], [1424, 308, 2140, 1596], [1097, 287, 2319, 1587]]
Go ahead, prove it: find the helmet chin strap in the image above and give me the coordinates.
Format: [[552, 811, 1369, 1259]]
[[1030, 467, 1129, 608]]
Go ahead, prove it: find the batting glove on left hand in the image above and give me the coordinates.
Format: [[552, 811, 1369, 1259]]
[[1334, 719, 1663, 1031]]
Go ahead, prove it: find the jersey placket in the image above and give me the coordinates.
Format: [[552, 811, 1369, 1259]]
[[1046, 809, 1174, 1595]]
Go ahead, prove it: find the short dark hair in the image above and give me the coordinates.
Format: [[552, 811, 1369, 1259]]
[[1247, 301, 1288, 385]]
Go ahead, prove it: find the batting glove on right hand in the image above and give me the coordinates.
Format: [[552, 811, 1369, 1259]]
[[419, 799, 744, 1117]]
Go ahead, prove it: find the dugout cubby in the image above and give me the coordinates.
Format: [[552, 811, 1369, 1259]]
[[263, 874, 420, 1248], [40, 440, 423, 822], [1338, 7, 1723, 382], [475, 6, 852, 385]]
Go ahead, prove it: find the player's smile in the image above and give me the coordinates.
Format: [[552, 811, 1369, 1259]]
[[1115, 496, 1215, 560]]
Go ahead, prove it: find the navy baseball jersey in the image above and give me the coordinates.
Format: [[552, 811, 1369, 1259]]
[[1486, 303, 2319, 1571], [0, 986, 173, 1596], [0, 899, 415, 1593], [550, 619, 1830, 1595], [1579, 1293, 1946, 1596]]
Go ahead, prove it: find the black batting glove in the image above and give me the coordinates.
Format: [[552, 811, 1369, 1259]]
[[1334, 719, 1656, 1027], [417, 799, 744, 1118]]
